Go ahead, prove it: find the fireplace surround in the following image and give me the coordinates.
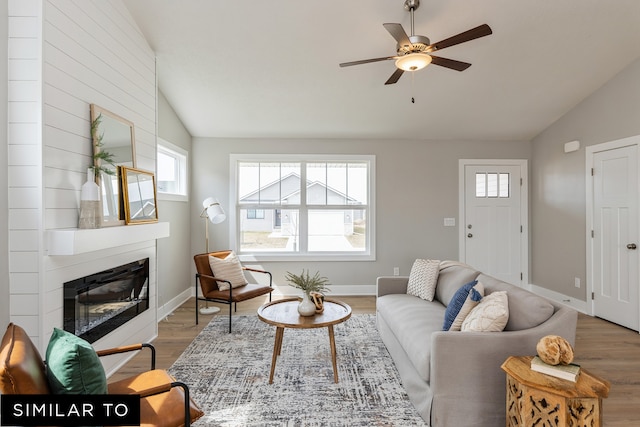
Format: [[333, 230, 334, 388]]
[[64, 258, 150, 344]]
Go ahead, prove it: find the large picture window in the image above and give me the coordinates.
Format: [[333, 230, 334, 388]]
[[230, 155, 375, 261]]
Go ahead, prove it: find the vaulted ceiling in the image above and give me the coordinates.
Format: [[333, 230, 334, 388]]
[[123, 0, 640, 141]]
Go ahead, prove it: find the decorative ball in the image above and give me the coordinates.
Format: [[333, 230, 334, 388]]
[[536, 335, 574, 365]]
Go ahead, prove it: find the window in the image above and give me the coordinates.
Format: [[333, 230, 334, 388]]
[[475, 172, 510, 198], [247, 209, 265, 219], [231, 154, 375, 261], [157, 138, 188, 201]]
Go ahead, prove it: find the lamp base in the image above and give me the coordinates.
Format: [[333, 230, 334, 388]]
[[199, 306, 221, 315]]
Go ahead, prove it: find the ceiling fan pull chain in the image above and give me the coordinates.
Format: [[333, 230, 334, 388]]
[[411, 71, 416, 104]]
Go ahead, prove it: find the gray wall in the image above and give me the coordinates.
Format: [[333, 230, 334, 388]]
[[1, 6, 8, 326], [157, 91, 193, 311], [531, 58, 640, 300], [192, 137, 530, 291]]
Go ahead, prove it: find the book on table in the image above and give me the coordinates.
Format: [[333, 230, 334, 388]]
[[530, 356, 581, 382]]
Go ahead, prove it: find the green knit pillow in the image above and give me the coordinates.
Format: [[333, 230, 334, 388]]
[[45, 328, 107, 394]]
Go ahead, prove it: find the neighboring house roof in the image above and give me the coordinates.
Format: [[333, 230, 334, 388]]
[[240, 172, 360, 205]]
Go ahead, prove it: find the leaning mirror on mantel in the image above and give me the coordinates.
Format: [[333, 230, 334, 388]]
[[90, 104, 136, 227]]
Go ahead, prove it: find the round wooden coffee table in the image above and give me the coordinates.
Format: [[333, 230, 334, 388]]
[[257, 297, 352, 384]]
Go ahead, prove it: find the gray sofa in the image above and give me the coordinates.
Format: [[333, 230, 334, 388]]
[[376, 261, 578, 427]]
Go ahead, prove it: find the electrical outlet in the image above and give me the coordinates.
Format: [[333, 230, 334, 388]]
[[574, 277, 580, 288], [393, 267, 400, 276]]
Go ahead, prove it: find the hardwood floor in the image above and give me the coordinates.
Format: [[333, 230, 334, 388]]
[[110, 296, 640, 426]]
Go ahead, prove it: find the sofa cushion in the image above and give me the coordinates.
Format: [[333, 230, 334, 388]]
[[445, 281, 485, 331], [407, 259, 440, 301], [45, 328, 108, 394], [434, 261, 481, 306], [377, 294, 445, 382], [461, 291, 509, 332], [477, 274, 555, 331]]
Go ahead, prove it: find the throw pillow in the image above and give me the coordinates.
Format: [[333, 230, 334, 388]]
[[45, 328, 108, 394], [406, 259, 440, 301], [461, 291, 509, 332], [443, 281, 485, 331], [442, 280, 477, 330], [208, 251, 248, 291]]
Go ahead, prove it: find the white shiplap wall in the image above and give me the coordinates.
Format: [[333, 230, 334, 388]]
[[8, 0, 44, 344], [9, 0, 159, 364]]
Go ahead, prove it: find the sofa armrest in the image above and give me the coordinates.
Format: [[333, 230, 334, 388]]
[[376, 276, 409, 297], [429, 306, 578, 425]]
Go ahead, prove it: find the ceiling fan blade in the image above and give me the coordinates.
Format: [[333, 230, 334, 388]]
[[428, 24, 492, 52], [384, 68, 404, 85], [339, 56, 395, 68], [430, 56, 472, 71], [383, 23, 412, 49]]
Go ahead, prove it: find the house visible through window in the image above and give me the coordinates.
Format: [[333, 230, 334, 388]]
[[231, 154, 375, 261], [157, 138, 188, 201]]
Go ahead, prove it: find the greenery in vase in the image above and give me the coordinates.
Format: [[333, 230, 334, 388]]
[[90, 113, 116, 179], [285, 270, 330, 295]]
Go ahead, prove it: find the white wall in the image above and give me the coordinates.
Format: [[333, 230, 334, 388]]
[[1, 3, 9, 328], [7, 0, 158, 363], [192, 137, 530, 293], [531, 58, 640, 300], [156, 90, 193, 317]]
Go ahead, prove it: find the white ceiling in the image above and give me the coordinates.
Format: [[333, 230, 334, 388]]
[[122, 0, 640, 142]]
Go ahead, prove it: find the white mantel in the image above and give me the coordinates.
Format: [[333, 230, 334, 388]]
[[46, 222, 170, 256]]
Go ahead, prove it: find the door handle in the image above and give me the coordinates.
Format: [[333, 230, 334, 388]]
[[467, 233, 473, 238], [627, 243, 637, 250]]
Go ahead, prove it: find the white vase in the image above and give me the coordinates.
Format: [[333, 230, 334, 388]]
[[298, 292, 316, 316], [79, 168, 103, 229]]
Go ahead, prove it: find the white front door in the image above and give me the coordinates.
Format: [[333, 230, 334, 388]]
[[460, 160, 527, 285], [590, 142, 639, 330]]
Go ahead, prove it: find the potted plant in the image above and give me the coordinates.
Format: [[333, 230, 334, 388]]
[[285, 270, 329, 316]]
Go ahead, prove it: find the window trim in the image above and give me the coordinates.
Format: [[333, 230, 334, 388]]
[[230, 154, 376, 262], [157, 138, 189, 202]]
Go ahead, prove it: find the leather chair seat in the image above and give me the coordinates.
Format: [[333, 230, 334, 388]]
[[108, 369, 203, 427]]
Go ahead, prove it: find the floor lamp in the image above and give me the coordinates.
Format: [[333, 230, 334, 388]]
[[199, 197, 226, 315]]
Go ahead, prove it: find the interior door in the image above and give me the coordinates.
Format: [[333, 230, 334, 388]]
[[592, 144, 639, 330], [462, 163, 524, 285]]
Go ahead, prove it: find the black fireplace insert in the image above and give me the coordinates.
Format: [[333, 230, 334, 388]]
[[64, 258, 149, 343]]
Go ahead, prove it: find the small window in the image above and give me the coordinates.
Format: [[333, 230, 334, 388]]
[[476, 172, 510, 198], [247, 209, 265, 219], [157, 138, 188, 201]]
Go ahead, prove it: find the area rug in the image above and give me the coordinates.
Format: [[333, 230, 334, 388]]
[[169, 314, 427, 426]]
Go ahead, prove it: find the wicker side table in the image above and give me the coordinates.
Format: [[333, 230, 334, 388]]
[[501, 356, 610, 427]]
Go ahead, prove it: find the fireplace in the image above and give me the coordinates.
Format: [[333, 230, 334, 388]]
[[64, 258, 150, 343]]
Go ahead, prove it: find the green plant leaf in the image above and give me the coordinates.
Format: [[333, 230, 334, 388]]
[[285, 269, 330, 294]]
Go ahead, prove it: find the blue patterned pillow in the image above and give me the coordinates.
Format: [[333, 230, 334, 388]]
[[442, 280, 479, 331]]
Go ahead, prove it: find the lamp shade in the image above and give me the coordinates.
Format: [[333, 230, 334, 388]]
[[395, 53, 432, 71], [202, 197, 226, 224]]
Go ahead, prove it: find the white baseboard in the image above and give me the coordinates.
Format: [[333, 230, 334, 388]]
[[528, 284, 589, 314], [158, 288, 192, 321], [274, 284, 376, 297]]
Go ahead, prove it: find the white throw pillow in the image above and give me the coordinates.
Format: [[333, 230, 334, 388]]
[[208, 251, 248, 291], [406, 259, 440, 301], [461, 291, 509, 332]]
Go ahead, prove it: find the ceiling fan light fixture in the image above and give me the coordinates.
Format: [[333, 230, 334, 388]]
[[395, 53, 432, 71]]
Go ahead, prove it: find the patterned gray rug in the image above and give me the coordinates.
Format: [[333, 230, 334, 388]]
[[169, 314, 427, 426]]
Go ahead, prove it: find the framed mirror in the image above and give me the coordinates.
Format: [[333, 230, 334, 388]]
[[121, 166, 158, 224], [90, 104, 136, 226]]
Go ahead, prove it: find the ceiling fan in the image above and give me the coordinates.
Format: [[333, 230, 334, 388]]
[[339, 0, 492, 85]]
